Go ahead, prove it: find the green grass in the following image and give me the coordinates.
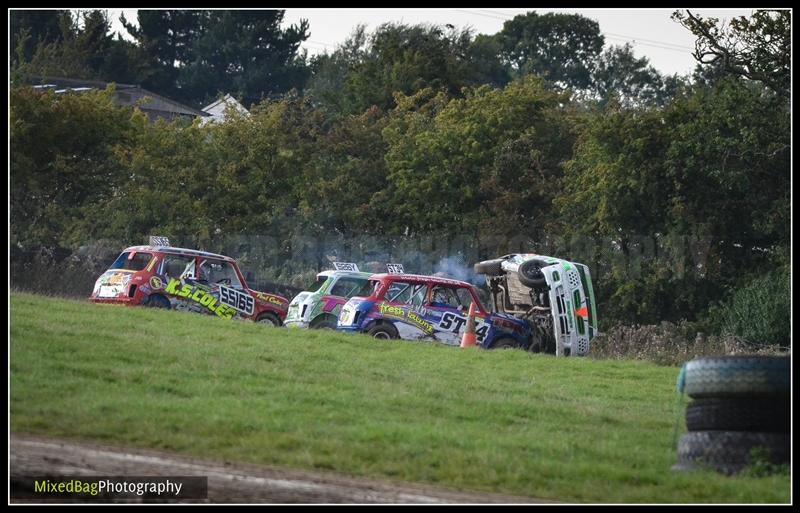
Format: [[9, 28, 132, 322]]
[[10, 292, 789, 503]]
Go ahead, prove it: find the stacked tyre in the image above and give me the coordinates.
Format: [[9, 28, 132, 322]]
[[674, 356, 790, 474]]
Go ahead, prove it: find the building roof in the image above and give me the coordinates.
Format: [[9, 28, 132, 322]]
[[27, 76, 207, 118], [200, 94, 249, 125]]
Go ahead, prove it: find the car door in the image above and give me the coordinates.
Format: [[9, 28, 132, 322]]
[[424, 284, 473, 345], [379, 280, 432, 339]]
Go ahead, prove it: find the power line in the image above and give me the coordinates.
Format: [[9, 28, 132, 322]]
[[455, 9, 693, 53]]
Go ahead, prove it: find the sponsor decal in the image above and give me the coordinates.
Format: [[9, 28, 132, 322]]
[[379, 303, 405, 318], [219, 285, 255, 316], [107, 273, 129, 285], [145, 256, 159, 272], [255, 292, 286, 307], [492, 317, 525, 333], [321, 296, 345, 314], [150, 276, 164, 290], [164, 278, 235, 319], [378, 303, 433, 334]]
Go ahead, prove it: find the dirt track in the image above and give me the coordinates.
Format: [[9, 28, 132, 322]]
[[10, 434, 553, 504]]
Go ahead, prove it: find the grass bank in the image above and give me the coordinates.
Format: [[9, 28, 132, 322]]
[[10, 292, 789, 503]]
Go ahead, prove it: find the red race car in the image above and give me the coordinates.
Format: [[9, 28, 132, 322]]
[[90, 240, 288, 326]]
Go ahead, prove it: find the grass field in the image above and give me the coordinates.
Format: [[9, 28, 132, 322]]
[[10, 292, 790, 503]]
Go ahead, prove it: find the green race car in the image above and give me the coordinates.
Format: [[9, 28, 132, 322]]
[[284, 263, 375, 329]]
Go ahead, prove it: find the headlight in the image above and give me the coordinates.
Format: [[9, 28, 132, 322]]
[[92, 277, 103, 295]]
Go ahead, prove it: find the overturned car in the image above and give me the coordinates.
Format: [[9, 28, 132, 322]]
[[473, 254, 598, 356]]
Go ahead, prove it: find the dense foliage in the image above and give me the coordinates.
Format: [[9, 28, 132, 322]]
[[9, 9, 790, 342]]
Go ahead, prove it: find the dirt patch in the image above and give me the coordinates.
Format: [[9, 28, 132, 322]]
[[10, 434, 554, 504]]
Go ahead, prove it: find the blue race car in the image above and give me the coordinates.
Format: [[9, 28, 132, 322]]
[[337, 272, 533, 349]]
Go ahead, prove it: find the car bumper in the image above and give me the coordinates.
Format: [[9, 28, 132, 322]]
[[284, 319, 311, 329], [336, 325, 361, 333], [89, 296, 137, 305]]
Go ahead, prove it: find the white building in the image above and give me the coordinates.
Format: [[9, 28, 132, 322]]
[[200, 94, 250, 125]]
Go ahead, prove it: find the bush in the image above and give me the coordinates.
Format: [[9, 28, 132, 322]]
[[716, 268, 790, 348], [588, 320, 787, 366]]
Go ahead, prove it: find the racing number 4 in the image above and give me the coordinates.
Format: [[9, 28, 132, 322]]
[[439, 312, 488, 342]]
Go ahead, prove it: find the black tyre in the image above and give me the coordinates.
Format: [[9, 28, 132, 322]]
[[366, 322, 399, 340], [256, 312, 281, 327], [143, 294, 171, 308], [686, 398, 789, 433], [517, 259, 549, 288], [473, 258, 504, 276], [310, 314, 338, 330], [490, 337, 520, 350], [674, 431, 789, 474], [682, 356, 790, 399]]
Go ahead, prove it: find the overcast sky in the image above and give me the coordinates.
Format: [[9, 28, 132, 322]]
[[107, 8, 756, 77]]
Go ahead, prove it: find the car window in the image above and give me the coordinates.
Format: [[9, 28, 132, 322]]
[[180, 259, 198, 280], [385, 281, 428, 307], [162, 255, 194, 280], [307, 275, 329, 293], [330, 277, 368, 298], [408, 284, 428, 307], [110, 251, 153, 271], [455, 287, 475, 308], [198, 259, 242, 288], [429, 285, 474, 309], [428, 285, 462, 308]]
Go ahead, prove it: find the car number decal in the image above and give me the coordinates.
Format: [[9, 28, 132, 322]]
[[219, 285, 255, 316], [438, 312, 489, 342]]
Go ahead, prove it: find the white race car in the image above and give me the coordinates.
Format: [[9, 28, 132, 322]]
[[473, 254, 598, 356]]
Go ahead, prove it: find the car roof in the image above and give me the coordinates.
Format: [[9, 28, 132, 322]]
[[369, 273, 473, 288], [123, 246, 235, 262]]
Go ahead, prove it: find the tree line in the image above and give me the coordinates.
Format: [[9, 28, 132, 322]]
[[10, 10, 790, 346]]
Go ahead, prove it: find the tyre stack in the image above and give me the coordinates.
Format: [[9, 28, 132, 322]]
[[674, 356, 790, 474]]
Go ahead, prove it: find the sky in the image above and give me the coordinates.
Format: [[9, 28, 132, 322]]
[[106, 8, 757, 77]]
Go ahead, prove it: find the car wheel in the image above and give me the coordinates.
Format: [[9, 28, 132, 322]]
[[257, 312, 281, 327], [310, 314, 338, 330], [518, 259, 549, 289], [144, 294, 171, 308], [367, 323, 398, 340], [473, 258, 504, 276], [491, 337, 520, 350]]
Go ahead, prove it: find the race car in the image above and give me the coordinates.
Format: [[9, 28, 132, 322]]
[[473, 253, 598, 356], [337, 272, 533, 349], [89, 239, 289, 325], [284, 262, 374, 329]]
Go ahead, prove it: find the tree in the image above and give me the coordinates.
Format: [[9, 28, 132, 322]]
[[12, 10, 147, 85], [120, 10, 208, 100], [557, 79, 789, 324], [673, 9, 791, 98], [380, 76, 573, 240], [306, 23, 509, 116], [122, 10, 311, 108], [10, 9, 67, 67], [181, 11, 310, 107], [588, 43, 681, 108], [494, 11, 604, 90], [10, 85, 133, 251]]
